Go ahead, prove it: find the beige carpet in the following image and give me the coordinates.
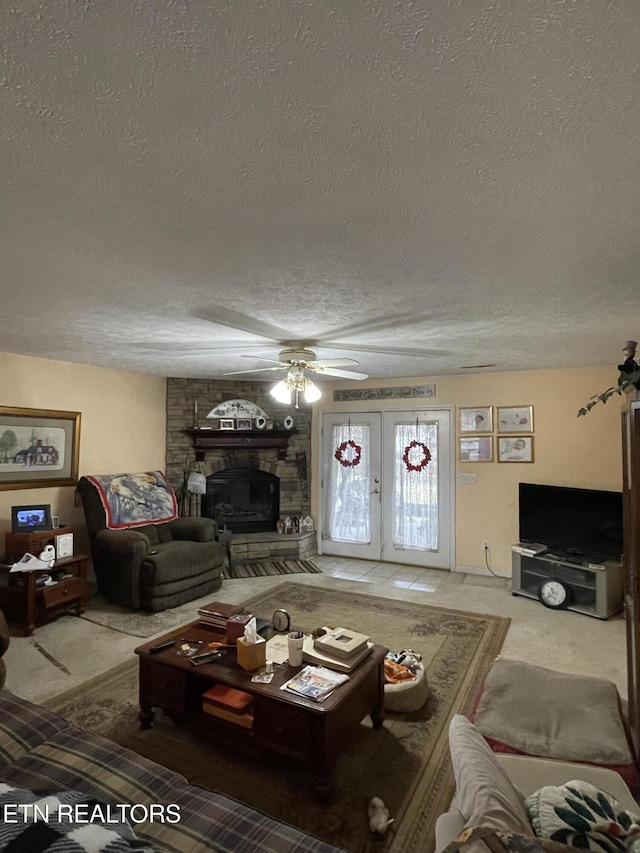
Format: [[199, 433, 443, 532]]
[[45, 581, 510, 853]]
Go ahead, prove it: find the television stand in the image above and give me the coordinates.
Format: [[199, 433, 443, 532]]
[[511, 548, 623, 619]]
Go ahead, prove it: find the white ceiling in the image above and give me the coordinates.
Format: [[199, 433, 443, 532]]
[[2, 0, 639, 382]]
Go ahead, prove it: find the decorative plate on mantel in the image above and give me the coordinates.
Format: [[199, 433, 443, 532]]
[[206, 399, 269, 420]]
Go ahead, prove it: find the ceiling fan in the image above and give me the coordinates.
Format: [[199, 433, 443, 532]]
[[222, 344, 369, 407], [192, 305, 450, 406]]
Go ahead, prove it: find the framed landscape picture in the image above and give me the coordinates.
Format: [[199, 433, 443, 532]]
[[459, 407, 492, 433], [0, 406, 81, 490]]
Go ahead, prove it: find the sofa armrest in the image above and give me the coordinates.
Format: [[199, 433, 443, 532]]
[[168, 517, 217, 542], [94, 528, 151, 556], [496, 754, 638, 810], [92, 529, 150, 610]]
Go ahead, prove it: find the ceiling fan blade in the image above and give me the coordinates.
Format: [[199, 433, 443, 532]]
[[240, 354, 283, 364], [313, 366, 370, 380], [222, 366, 285, 376], [320, 342, 450, 358], [324, 312, 435, 339], [193, 307, 294, 342], [310, 358, 360, 368]]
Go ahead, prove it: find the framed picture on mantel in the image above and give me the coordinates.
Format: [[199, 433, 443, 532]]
[[0, 406, 81, 490]]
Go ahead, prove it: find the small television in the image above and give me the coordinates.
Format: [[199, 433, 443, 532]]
[[11, 504, 52, 533], [518, 483, 623, 562]]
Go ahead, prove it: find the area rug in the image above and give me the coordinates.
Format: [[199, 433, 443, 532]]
[[78, 595, 187, 637], [227, 558, 322, 579], [45, 581, 510, 853]]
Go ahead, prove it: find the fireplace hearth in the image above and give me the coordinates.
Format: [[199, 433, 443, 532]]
[[202, 468, 279, 534]]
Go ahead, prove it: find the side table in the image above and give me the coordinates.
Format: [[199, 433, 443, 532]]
[[0, 554, 88, 636]]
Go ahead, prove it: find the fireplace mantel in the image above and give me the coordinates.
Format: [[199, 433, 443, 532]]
[[185, 428, 296, 461]]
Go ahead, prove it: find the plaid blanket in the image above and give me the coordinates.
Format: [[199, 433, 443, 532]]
[[0, 784, 156, 852], [0, 691, 344, 853]]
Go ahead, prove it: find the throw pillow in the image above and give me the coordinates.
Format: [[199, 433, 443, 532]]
[[526, 781, 640, 853], [0, 784, 157, 852], [448, 714, 532, 835]]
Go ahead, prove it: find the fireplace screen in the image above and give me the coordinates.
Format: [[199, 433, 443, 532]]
[[202, 468, 280, 534]]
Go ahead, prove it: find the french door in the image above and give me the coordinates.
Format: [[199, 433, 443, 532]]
[[321, 410, 452, 568]]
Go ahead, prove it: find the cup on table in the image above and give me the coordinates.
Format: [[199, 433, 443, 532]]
[[287, 631, 304, 667]]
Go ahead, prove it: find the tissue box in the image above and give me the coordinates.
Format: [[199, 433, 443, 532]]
[[227, 613, 252, 644], [237, 636, 267, 671]]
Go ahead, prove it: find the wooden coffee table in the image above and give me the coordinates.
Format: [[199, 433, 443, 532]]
[[135, 620, 387, 798]]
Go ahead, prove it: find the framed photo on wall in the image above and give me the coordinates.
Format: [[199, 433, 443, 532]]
[[0, 406, 81, 491], [459, 436, 493, 463], [497, 406, 534, 433], [459, 407, 492, 433], [498, 436, 534, 463]]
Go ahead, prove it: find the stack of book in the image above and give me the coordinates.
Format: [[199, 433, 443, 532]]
[[202, 684, 254, 729], [197, 601, 244, 630], [304, 627, 373, 673]]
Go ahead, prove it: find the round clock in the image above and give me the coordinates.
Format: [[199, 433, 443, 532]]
[[283, 415, 294, 430], [272, 609, 291, 632], [538, 579, 572, 610]]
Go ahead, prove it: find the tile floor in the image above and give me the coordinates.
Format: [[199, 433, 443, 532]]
[[2, 555, 628, 706]]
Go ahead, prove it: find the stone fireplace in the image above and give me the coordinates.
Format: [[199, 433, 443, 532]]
[[165, 377, 315, 561], [202, 467, 280, 534]]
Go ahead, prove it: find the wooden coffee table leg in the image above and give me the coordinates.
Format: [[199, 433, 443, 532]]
[[371, 705, 385, 728], [313, 764, 336, 802]]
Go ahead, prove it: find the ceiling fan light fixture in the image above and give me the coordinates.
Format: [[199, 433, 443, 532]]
[[303, 378, 322, 403], [270, 379, 293, 405]]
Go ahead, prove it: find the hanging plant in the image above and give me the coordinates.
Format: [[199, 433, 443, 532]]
[[335, 439, 362, 468], [402, 440, 431, 472], [579, 341, 640, 416]]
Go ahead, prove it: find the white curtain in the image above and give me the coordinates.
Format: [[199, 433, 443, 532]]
[[325, 423, 371, 543], [393, 422, 439, 551]]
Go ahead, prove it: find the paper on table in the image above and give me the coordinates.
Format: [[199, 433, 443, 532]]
[[10, 553, 54, 572], [265, 634, 290, 664]]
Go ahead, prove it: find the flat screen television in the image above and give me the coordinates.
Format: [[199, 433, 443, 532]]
[[518, 483, 623, 562]]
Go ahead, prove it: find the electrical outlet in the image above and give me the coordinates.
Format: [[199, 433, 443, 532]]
[[483, 540, 490, 551]]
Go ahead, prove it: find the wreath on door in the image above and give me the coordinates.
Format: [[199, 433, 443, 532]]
[[334, 439, 362, 468], [402, 440, 431, 472]]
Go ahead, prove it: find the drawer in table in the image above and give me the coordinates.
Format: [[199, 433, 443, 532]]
[[42, 578, 84, 609], [254, 699, 311, 761]]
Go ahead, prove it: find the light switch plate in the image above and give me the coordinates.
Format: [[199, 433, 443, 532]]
[[458, 473, 477, 484]]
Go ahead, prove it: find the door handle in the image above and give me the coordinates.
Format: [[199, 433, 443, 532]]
[[370, 488, 380, 494]]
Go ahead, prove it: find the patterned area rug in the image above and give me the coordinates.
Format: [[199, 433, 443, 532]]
[[227, 558, 322, 579], [46, 581, 510, 853], [78, 594, 187, 637]]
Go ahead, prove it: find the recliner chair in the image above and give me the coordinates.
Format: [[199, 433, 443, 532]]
[[77, 471, 225, 612]]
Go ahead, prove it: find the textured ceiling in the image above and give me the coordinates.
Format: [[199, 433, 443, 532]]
[[2, 0, 639, 381]]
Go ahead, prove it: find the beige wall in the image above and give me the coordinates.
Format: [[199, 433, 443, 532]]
[[313, 365, 625, 575], [0, 353, 624, 578], [0, 352, 167, 557]]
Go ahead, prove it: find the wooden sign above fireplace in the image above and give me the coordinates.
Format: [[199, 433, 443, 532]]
[[185, 428, 296, 461]]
